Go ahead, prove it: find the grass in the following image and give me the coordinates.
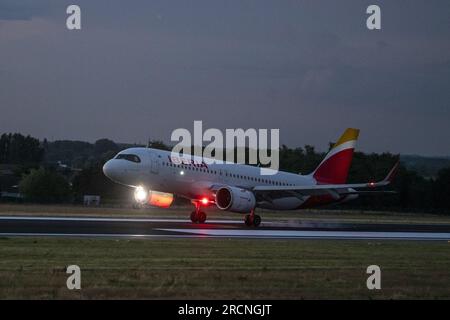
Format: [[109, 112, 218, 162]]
[[1, 203, 450, 225], [1, 237, 450, 299]]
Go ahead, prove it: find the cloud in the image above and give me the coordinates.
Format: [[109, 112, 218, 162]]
[[0, 1, 51, 21], [0, 0, 449, 156]]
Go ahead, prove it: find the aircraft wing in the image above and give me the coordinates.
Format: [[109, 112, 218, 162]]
[[252, 161, 399, 199]]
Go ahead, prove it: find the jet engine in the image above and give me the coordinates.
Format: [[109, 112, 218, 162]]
[[215, 186, 256, 213]]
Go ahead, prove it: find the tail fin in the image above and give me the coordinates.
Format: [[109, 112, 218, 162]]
[[312, 128, 360, 184]]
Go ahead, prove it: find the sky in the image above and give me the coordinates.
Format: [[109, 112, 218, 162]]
[[0, 0, 449, 156]]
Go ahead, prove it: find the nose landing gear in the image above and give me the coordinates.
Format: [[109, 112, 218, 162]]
[[190, 201, 207, 224]]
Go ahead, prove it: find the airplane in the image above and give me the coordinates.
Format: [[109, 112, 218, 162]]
[[103, 128, 398, 227]]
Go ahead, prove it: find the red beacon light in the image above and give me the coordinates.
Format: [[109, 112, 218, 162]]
[[201, 197, 209, 205]]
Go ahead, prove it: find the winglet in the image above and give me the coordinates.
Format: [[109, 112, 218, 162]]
[[383, 161, 400, 184], [366, 160, 399, 188]]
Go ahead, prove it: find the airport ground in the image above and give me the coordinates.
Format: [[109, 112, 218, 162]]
[[0, 203, 450, 299], [2, 203, 450, 224], [1, 237, 450, 299]]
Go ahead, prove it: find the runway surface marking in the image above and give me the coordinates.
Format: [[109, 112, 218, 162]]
[[0, 216, 241, 224], [1, 215, 450, 240], [0, 232, 200, 239], [1, 230, 450, 240], [158, 228, 450, 240]]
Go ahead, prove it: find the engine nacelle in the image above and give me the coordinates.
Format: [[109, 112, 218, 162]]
[[215, 186, 256, 213]]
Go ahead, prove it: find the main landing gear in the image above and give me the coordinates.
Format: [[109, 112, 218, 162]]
[[244, 209, 261, 227], [190, 201, 207, 224]]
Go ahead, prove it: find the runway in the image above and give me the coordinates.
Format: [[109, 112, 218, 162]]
[[1, 215, 450, 240]]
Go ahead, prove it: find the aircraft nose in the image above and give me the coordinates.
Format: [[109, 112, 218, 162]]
[[103, 160, 119, 181]]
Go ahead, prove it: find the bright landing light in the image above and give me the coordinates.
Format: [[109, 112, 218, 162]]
[[134, 186, 148, 202]]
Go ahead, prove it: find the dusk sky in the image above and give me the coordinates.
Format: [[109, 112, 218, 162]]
[[0, 1, 449, 156]]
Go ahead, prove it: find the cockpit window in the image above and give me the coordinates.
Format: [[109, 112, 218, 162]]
[[115, 154, 141, 163]]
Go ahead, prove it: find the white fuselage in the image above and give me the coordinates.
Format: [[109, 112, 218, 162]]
[[103, 147, 338, 210]]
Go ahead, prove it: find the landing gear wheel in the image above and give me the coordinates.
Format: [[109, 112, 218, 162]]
[[253, 215, 261, 227], [244, 213, 261, 227], [244, 214, 253, 227], [190, 211, 198, 223], [197, 211, 207, 223], [190, 200, 209, 224]]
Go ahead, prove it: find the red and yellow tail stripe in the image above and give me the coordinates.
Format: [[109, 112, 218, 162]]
[[312, 128, 359, 184]]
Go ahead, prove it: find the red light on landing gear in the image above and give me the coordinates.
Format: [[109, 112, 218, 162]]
[[201, 197, 209, 205]]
